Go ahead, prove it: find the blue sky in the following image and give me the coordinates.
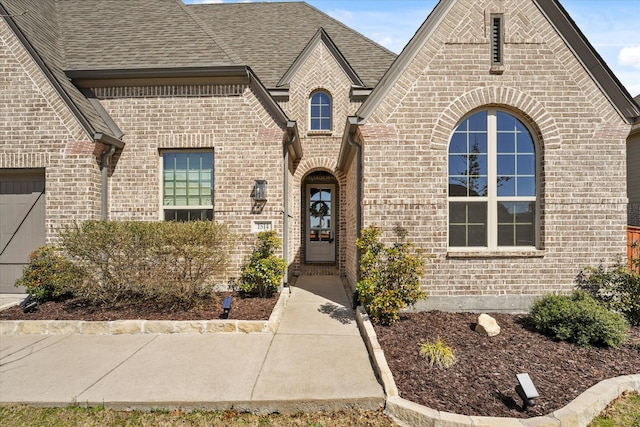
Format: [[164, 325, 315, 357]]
[[184, 0, 640, 96]]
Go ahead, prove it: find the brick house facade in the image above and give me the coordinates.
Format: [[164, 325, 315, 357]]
[[336, 0, 639, 311], [1, 0, 639, 310]]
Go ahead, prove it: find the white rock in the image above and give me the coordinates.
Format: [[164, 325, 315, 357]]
[[476, 313, 500, 337]]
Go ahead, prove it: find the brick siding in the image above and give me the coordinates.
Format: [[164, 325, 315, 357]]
[[343, 0, 630, 305]]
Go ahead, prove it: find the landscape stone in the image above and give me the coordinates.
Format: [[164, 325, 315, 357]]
[[476, 313, 500, 337]]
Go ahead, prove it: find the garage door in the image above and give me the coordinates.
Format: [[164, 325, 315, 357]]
[[0, 169, 46, 293]]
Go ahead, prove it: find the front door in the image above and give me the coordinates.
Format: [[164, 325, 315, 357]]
[[306, 184, 335, 262]]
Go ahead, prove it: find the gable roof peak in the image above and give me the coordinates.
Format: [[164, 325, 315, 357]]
[[357, 0, 639, 123], [277, 27, 364, 88]]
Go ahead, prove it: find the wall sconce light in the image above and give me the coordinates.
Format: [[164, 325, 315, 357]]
[[221, 296, 232, 319], [515, 373, 539, 410], [252, 180, 267, 202]]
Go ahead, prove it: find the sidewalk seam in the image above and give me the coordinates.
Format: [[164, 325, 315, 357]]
[[73, 335, 159, 402], [248, 330, 277, 401]]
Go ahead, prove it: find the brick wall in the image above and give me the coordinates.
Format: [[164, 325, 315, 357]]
[[1, 18, 101, 244], [344, 0, 630, 309], [96, 84, 286, 275]]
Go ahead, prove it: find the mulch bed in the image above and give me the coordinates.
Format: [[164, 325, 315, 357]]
[[374, 311, 640, 418], [0, 292, 278, 321]]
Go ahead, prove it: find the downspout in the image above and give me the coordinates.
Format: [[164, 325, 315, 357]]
[[100, 145, 116, 221], [347, 129, 363, 275], [283, 132, 296, 288]]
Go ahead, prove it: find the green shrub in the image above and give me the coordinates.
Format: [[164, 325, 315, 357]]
[[575, 261, 640, 326], [419, 338, 457, 368], [15, 246, 83, 302], [239, 231, 286, 297], [528, 290, 629, 347], [356, 225, 429, 325], [59, 220, 234, 308]]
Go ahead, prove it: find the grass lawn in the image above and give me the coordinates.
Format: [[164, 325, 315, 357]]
[[0, 406, 397, 427], [589, 391, 640, 427], [2, 394, 640, 426]]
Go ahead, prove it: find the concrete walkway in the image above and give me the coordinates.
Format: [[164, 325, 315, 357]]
[[0, 276, 384, 413]]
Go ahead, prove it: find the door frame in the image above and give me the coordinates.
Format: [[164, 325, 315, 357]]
[[303, 172, 338, 264]]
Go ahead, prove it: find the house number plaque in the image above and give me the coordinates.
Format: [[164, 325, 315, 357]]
[[252, 220, 273, 233]]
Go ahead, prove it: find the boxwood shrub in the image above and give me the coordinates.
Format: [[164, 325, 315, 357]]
[[528, 290, 629, 348]]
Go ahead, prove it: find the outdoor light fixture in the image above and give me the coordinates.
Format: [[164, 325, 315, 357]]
[[252, 180, 267, 202], [515, 373, 540, 410], [221, 297, 232, 319], [20, 294, 37, 313]]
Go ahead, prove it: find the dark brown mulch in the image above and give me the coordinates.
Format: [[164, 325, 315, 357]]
[[0, 292, 278, 321], [374, 311, 640, 418]]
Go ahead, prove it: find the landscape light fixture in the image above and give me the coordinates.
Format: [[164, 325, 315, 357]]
[[252, 180, 267, 202], [515, 373, 540, 410], [221, 297, 232, 319]]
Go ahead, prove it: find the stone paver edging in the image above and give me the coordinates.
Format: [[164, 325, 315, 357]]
[[355, 306, 640, 427], [0, 291, 289, 336]]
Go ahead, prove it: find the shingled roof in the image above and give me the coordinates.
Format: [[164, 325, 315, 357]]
[[58, 0, 235, 70], [1, 0, 123, 145], [1, 0, 395, 144], [185, 2, 396, 88]]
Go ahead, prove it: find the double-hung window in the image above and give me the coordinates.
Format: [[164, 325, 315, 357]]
[[448, 110, 536, 248], [162, 150, 213, 221], [309, 91, 332, 131]]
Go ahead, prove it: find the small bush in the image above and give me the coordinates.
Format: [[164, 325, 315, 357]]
[[60, 220, 234, 308], [575, 261, 640, 326], [239, 231, 286, 297], [419, 338, 456, 368], [356, 225, 429, 325], [528, 290, 629, 347], [15, 246, 83, 302]]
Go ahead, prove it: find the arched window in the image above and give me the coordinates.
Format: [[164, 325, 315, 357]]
[[309, 91, 331, 131], [448, 110, 537, 248]]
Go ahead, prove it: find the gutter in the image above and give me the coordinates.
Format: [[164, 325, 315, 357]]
[[66, 66, 249, 81]]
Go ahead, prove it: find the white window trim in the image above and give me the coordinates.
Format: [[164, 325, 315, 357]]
[[159, 149, 214, 221], [447, 109, 540, 252]]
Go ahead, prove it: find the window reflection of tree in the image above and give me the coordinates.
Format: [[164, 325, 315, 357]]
[[450, 139, 511, 197]]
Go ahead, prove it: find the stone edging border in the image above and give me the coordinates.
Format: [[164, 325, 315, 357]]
[[0, 291, 289, 336], [355, 306, 640, 427]]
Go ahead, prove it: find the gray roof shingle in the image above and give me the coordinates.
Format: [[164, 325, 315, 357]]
[[58, 0, 235, 70], [184, 2, 396, 88], [2, 0, 395, 142]]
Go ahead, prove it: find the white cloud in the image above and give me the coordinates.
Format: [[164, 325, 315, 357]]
[[618, 46, 640, 70], [327, 8, 429, 54]]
